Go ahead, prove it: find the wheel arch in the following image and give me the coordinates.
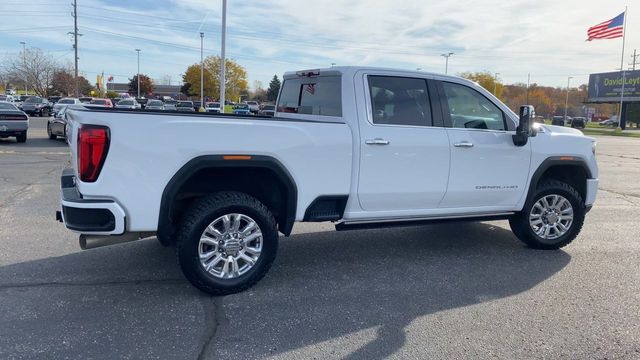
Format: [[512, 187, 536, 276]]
[[157, 155, 298, 245], [526, 156, 592, 206]]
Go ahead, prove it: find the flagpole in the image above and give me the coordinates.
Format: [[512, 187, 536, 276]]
[[617, 6, 627, 131]]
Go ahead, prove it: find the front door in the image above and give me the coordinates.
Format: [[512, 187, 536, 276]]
[[437, 80, 530, 209], [357, 75, 450, 212]]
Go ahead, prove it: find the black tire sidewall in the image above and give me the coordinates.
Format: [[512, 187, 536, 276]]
[[178, 198, 278, 292], [519, 182, 585, 248]]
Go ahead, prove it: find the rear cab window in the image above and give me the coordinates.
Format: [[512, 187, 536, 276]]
[[277, 74, 342, 118]]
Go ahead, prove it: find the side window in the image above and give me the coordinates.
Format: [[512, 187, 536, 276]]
[[368, 76, 433, 126], [277, 76, 342, 117], [442, 82, 506, 131]]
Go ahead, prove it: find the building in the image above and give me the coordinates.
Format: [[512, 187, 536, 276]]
[[106, 82, 183, 99]]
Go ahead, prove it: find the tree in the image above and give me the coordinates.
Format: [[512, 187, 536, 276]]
[[1, 47, 58, 96], [128, 74, 154, 96], [181, 56, 248, 101], [266, 75, 281, 102], [459, 71, 503, 99]]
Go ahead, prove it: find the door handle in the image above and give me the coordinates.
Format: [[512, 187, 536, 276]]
[[453, 141, 474, 148], [365, 138, 390, 145]]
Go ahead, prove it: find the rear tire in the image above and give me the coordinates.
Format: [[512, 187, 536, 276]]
[[176, 191, 278, 295], [16, 132, 27, 143], [510, 180, 585, 249], [47, 124, 56, 140]]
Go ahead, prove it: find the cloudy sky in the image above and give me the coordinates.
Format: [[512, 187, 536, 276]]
[[0, 0, 637, 89]]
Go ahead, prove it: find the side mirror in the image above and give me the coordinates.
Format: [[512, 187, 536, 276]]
[[513, 105, 535, 146]]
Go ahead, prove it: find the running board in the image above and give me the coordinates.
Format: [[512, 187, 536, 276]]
[[335, 213, 514, 232]]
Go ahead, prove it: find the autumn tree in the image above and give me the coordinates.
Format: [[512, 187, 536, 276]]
[[459, 71, 503, 99], [181, 56, 248, 101], [50, 69, 93, 96], [128, 74, 154, 96], [266, 75, 281, 102], [1, 47, 58, 96]]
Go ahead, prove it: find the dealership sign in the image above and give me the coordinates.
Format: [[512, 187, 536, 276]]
[[587, 70, 640, 102]]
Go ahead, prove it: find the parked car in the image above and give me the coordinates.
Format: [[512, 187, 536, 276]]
[[58, 66, 599, 295], [0, 95, 15, 103], [571, 117, 586, 129], [78, 97, 93, 104], [135, 98, 148, 109], [232, 103, 251, 115], [115, 99, 141, 110], [164, 99, 178, 111], [53, 98, 81, 115], [245, 101, 260, 113], [0, 101, 28, 143], [48, 96, 62, 104], [21, 96, 52, 117], [599, 118, 618, 127], [551, 116, 565, 126], [47, 106, 69, 140], [193, 101, 203, 111], [88, 98, 114, 108], [204, 102, 221, 114], [258, 104, 276, 116], [176, 101, 195, 112], [145, 99, 164, 111]]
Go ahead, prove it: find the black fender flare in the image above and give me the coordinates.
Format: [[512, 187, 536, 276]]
[[524, 156, 592, 205], [157, 155, 298, 245]]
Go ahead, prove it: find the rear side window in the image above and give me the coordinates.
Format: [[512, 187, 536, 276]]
[[277, 76, 342, 117], [441, 82, 506, 131], [368, 76, 433, 126]]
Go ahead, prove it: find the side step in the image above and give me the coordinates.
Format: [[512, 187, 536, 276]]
[[79, 232, 155, 250], [335, 213, 514, 232]]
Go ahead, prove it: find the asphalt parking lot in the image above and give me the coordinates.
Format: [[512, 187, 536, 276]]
[[1, 117, 639, 359]]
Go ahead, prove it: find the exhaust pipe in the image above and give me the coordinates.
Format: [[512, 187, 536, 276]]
[[79, 232, 155, 250]]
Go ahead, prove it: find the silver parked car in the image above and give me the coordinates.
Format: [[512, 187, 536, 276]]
[[115, 99, 141, 110], [164, 99, 178, 111], [205, 102, 221, 114], [53, 98, 81, 116], [145, 99, 165, 110]]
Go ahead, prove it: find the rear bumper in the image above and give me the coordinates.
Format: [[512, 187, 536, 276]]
[[58, 169, 126, 235], [585, 178, 598, 207], [0, 121, 28, 135]]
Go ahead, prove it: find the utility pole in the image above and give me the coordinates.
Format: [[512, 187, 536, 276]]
[[493, 72, 500, 96], [135, 49, 141, 98], [72, 0, 79, 97], [441, 52, 454, 74], [200, 32, 204, 110], [220, 0, 227, 112], [19, 41, 26, 95], [564, 76, 573, 123], [630, 49, 639, 70]]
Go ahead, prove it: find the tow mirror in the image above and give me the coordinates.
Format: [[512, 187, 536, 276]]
[[513, 105, 535, 146]]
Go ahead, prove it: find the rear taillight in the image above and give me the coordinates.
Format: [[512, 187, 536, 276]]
[[77, 125, 110, 182]]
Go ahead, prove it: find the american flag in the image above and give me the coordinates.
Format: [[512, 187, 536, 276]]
[[587, 12, 625, 41]]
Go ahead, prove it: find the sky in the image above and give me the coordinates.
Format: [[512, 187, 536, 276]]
[[0, 0, 637, 90]]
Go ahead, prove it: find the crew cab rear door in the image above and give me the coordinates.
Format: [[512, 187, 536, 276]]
[[435, 79, 530, 209], [355, 71, 450, 212]]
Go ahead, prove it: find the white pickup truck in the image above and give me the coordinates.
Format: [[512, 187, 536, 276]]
[[58, 67, 598, 295]]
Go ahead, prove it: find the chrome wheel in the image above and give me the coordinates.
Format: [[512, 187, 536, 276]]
[[529, 194, 574, 240], [198, 213, 263, 279]]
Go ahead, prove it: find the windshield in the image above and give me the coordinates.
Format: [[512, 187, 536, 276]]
[[118, 100, 134, 105], [0, 103, 18, 110], [58, 99, 75, 104], [90, 99, 108, 105], [25, 97, 41, 103], [165, 100, 177, 105], [207, 102, 220, 108], [236, 104, 249, 109], [148, 100, 162, 106], [178, 102, 192, 107]]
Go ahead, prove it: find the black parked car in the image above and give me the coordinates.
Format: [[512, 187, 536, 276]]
[[135, 98, 148, 109], [551, 116, 565, 126], [571, 117, 586, 129], [21, 96, 52, 117], [48, 96, 62, 104]]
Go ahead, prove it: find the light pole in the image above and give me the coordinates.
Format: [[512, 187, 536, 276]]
[[19, 41, 26, 95], [493, 72, 500, 96], [135, 49, 141, 98], [564, 76, 573, 124], [200, 32, 204, 110], [441, 52, 454, 74], [220, 0, 227, 112]]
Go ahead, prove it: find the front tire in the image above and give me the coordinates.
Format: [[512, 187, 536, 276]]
[[47, 124, 56, 140], [509, 180, 585, 249], [176, 191, 278, 295]]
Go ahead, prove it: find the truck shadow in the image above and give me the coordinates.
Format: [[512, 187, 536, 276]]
[[0, 222, 570, 359]]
